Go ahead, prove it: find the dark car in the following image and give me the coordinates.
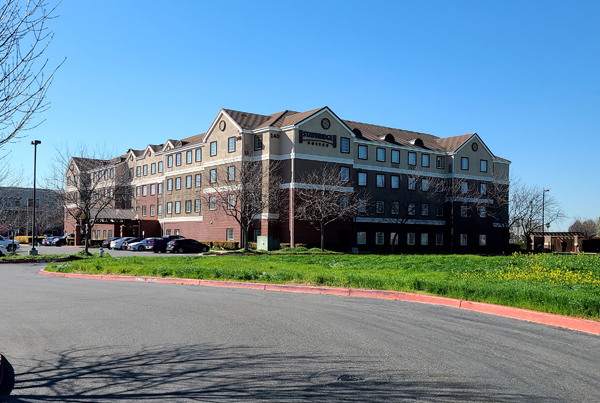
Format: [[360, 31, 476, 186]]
[[151, 235, 185, 253], [102, 237, 120, 249], [54, 233, 73, 246], [166, 238, 209, 254], [127, 237, 162, 251]]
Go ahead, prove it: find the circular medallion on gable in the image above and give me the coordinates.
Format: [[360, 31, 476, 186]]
[[321, 118, 331, 130], [472, 142, 478, 151], [219, 120, 226, 131]]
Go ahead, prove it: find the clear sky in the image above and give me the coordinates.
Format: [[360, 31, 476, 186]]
[[5, 0, 599, 230]]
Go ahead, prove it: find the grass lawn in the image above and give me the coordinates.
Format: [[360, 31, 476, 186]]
[[45, 252, 600, 320], [0, 250, 98, 262]]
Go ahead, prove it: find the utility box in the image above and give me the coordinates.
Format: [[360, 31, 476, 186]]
[[257, 236, 280, 251]]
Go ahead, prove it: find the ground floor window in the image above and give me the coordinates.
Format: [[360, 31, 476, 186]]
[[436, 233, 443, 245], [407, 233, 415, 245], [226, 228, 234, 241], [194, 199, 201, 213], [150, 205, 155, 216], [357, 232, 366, 245], [174, 229, 180, 235], [390, 232, 399, 245], [460, 234, 467, 245], [142, 206, 147, 216], [166, 229, 172, 235], [185, 200, 192, 213], [103, 230, 107, 239], [421, 233, 428, 245], [253, 229, 261, 242], [479, 234, 486, 246], [375, 232, 384, 245]]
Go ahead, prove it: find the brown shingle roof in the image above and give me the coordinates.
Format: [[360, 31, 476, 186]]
[[223, 109, 272, 130], [180, 133, 205, 146], [435, 133, 475, 152], [342, 119, 444, 151]]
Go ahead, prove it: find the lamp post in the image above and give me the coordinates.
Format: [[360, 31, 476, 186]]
[[542, 189, 549, 251], [29, 140, 41, 256]]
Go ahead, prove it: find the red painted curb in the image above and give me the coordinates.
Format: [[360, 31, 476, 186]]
[[38, 268, 600, 336]]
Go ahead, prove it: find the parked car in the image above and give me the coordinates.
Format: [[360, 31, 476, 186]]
[[122, 238, 141, 250], [166, 238, 209, 253], [0, 244, 7, 257], [53, 233, 73, 246], [127, 238, 161, 251], [110, 237, 137, 250], [151, 235, 185, 253], [41, 236, 57, 246], [102, 237, 120, 249], [0, 235, 19, 252]]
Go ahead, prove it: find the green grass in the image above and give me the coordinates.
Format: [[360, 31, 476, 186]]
[[0, 250, 100, 261], [44, 253, 600, 320]]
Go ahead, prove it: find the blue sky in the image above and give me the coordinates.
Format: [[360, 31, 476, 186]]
[[5, 0, 599, 230]]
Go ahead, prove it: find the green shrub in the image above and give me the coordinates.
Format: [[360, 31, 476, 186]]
[[247, 242, 257, 249], [211, 241, 239, 250], [294, 243, 307, 248], [280, 243, 290, 249], [67, 239, 75, 246]]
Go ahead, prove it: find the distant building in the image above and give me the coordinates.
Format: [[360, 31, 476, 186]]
[[0, 187, 63, 236], [64, 106, 510, 252]]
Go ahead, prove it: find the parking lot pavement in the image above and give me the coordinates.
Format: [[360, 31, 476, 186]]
[[15, 245, 204, 258]]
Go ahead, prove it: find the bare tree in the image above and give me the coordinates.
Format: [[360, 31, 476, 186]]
[[294, 164, 371, 251], [0, 0, 62, 149], [568, 219, 598, 239], [203, 160, 283, 251], [46, 145, 131, 254]]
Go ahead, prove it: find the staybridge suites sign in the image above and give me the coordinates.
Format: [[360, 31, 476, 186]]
[[299, 130, 337, 148]]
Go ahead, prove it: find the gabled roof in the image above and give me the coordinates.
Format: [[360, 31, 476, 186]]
[[71, 157, 109, 171], [435, 133, 475, 152], [222, 109, 272, 130], [342, 120, 445, 151], [180, 133, 205, 146]]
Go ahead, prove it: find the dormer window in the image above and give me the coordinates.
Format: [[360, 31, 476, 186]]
[[352, 128, 362, 137]]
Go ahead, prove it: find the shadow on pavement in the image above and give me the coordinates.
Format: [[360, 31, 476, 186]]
[[5, 344, 554, 402]]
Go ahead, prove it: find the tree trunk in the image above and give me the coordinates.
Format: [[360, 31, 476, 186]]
[[84, 218, 90, 255], [320, 222, 325, 251], [242, 224, 249, 252]]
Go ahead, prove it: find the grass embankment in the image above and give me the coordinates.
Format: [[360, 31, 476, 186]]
[[45, 252, 600, 320], [0, 250, 98, 262]]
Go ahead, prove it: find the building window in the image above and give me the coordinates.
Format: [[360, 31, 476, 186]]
[[408, 177, 415, 190], [376, 148, 385, 162], [167, 179, 173, 191], [421, 154, 430, 167], [166, 229, 171, 235], [136, 186, 140, 197], [422, 179, 429, 191], [340, 166, 349, 182], [436, 233, 443, 245], [391, 201, 399, 215], [150, 184, 156, 195], [436, 156, 444, 169], [390, 233, 399, 245], [340, 137, 350, 153], [150, 205, 155, 216], [228, 137, 236, 153], [167, 202, 172, 214], [167, 155, 173, 168], [227, 228, 234, 241], [151, 163, 156, 174], [357, 232, 366, 245], [228, 166, 235, 181], [142, 185, 147, 196], [195, 174, 201, 187], [408, 203, 416, 216], [175, 153, 181, 166], [479, 234, 487, 246], [158, 183, 163, 194], [67, 177, 71, 186], [358, 145, 368, 160], [175, 201, 181, 214], [460, 234, 467, 246], [358, 200, 366, 213], [480, 159, 488, 173], [209, 196, 216, 210], [461, 205, 468, 217], [437, 204, 443, 217], [376, 200, 384, 214], [461, 157, 469, 170], [340, 196, 348, 209], [210, 169, 217, 183], [195, 148, 202, 162], [421, 233, 428, 245], [480, 183, 487, 195], [376, 174, 385, 188], [421, 203, 429, 216], [254, 134, 262, 151], [158, 161, 163, 172], [391, 149, 400, 163], [136, 166, 141, 177], [175, 177, 181, 190], [210, 141, 217, 156], [391, 175, 400, 189], [158, 204, 163, 215], [186, 175, 192, 188], [407, 233, 415, 245], [141, 165, 146, 176], [183, 151, 190, 164], [461, 181, 468, 193], [358, 172, 367, 186], [479, 206, 486, 218], [227, 194, 235, 209], [376, 232, 384, 245], [194, 199, 201, 213], [408, 152, 416, 166], [174, 229, 180, 235], [185, 200, 192, 213]]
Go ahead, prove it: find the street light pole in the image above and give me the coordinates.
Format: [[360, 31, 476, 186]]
[[30, 140, 41, 256], [542, 189, 549, 251]]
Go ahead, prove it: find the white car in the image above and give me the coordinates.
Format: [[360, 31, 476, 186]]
[[0, 244, 7, 257], [110, 237, 137, 250], [0, 235, 19, 252]]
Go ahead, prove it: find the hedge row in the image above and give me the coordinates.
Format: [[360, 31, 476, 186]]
[[198, 241, 239, 250]]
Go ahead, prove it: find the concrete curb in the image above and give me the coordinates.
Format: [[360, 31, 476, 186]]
[[39, 268, 600, 336]]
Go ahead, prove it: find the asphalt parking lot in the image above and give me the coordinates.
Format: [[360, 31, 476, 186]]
[[15, 244, 205, 258]]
